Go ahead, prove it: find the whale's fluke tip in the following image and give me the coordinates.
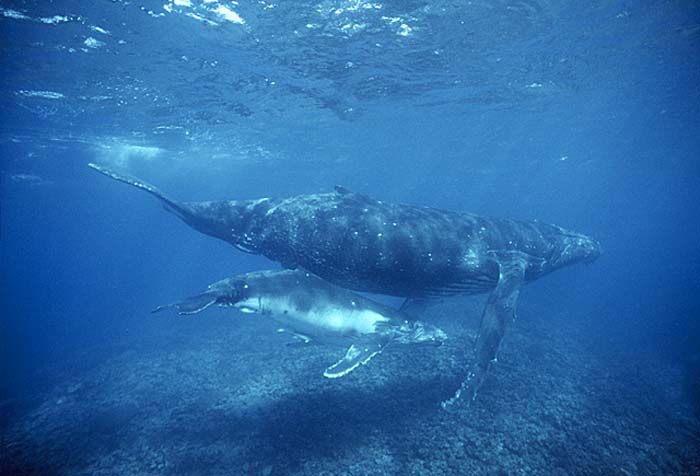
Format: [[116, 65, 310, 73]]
[[87, 161, 194, 223], [87, 162, 108, 173]]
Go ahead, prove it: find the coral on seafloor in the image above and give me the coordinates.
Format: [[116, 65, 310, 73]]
[[1, 302, 698, 476]]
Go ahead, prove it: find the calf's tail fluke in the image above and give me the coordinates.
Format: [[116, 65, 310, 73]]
[[87, 162, 193, 222]]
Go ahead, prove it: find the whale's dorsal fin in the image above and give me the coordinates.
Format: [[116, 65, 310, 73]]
[[323, 342, 383, 378], [333, 185, 376, 205]]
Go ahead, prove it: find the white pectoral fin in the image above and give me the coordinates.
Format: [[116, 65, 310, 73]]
[[442, 251, 528, 408], [323, 342, 383, 379], [278, 328, 314, 347]]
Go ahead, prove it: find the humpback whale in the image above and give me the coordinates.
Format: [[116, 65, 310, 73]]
[[90, 163, 600, 405], [154, 269, 447, 378]]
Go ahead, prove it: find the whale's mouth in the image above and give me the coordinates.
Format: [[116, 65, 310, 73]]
[[234, 302, 259, 314], [236, 305, 258, 314], [581, 239, 602, 264], [552, 231, 602, 268]]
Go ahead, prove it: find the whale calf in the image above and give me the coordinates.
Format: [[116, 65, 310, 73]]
[[154, 269, 447, 378], [90, 163, 600, 404]]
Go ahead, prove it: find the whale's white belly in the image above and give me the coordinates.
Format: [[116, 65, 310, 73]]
[[236, 296, 389, 336]]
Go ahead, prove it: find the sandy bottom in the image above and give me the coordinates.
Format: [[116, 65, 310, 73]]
[[2, 299, 698, 476]]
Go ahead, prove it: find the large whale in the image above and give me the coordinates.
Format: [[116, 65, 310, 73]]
[[154, 269, 447, 378], [89, 163, 601, 405]]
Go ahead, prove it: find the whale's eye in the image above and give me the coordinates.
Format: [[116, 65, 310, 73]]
[[230, 279, 251, 300]]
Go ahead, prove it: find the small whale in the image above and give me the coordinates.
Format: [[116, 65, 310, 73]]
[[154, 269, 447, 379]]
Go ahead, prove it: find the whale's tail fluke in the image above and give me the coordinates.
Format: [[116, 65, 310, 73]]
[[89, 162, 253, 251], [88, 163, 199, 225]]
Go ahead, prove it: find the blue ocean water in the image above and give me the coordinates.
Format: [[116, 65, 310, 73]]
[[1, 1, 699, 475]]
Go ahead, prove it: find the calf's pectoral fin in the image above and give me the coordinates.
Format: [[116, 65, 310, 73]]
[[152, 292, 219, 315], [323, 342, 383, 378], [277, 328, 315, 347], [442, 251, 529, 408]]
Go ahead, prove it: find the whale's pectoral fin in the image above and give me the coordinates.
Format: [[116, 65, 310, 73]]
[[442, 251, 529, 408], [152, 292, 219, 315], [323, 342, 383, 378]]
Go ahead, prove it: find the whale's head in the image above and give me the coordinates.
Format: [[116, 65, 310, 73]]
[[392, 320, 448, 346], [206, 271, 304, 314], [157, 277, 252, 315], [549, 228, 602, 269], [203, 277, 259, 311]]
